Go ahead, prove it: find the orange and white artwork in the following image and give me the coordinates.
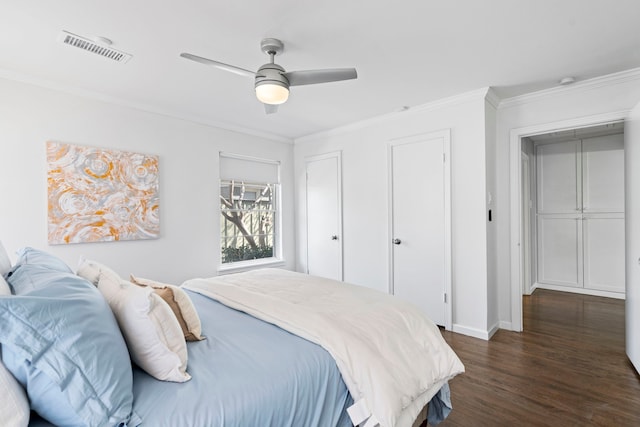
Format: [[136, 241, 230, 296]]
[[47, 141, 160, 244]]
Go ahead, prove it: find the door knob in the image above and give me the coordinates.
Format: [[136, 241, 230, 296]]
[[331, 235, 338, 240], [393, 238, 401, 245]]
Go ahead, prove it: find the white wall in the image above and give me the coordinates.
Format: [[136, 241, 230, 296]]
[[294, 89, 493, 337], [496, 69, 640, 327], [0, 78, 295, 283]]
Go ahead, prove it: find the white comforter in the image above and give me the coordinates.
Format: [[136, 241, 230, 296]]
[[183, 269, 464, 427]]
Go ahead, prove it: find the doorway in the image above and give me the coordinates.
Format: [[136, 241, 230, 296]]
[[509, 113, 628, 331], [530, 130, 625, 295]]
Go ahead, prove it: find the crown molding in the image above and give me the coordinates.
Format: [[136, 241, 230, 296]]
[[484, 87, 501, 109], [499, 67, 640, 109], [296, 87, 492, 144], [0, 68, 293, 144]]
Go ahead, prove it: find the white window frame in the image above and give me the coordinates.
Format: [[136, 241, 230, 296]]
[[218, 153, 283, 274]]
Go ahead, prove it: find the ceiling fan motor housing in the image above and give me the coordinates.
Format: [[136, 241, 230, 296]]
[[255, 63, 289, 90], [255, 62, 290, 105]]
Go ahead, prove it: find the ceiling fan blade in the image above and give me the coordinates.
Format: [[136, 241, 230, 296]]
[[179, 53, 255, 78], [283, 68, 357, 86], [264, 104, 279, 114]]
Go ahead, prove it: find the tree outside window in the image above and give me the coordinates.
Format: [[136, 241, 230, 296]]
[[220, 180, 275, 264]]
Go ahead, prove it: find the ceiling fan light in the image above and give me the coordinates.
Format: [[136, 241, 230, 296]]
[[255, 83, 289, 105]]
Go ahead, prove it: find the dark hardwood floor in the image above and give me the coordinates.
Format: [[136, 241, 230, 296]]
[[439, 289, 640, 426]]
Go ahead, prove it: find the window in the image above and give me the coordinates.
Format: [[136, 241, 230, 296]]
[[220, 180, 276, 263], [219, 153, 280, 267]]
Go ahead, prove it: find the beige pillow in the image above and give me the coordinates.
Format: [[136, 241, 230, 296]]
[[130, 275, 204, 342], [77, 259, 190, 383]]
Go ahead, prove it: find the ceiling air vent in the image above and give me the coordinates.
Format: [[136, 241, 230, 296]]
[[58, 31, 132, 63]]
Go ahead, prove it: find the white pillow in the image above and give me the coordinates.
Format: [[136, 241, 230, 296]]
[[130, 275, 205, 342], [0, 357, 30, 427], [77, 259, 191, 383], [75, 256, 108, 285], [0, 241, 12, 276], [0, 275, 11, 296]]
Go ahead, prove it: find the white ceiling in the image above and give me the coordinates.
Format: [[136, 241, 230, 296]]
[[2, 0, 640, 141]]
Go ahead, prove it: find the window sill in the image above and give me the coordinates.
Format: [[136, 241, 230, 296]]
[[217, 258, 285, 275]]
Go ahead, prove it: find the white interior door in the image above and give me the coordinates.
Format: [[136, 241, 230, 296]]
[[625, 102, 640, 374], [306, 153, 343, 281], [583, 215, 625, 292], [582, 134, 625, 213], [389, 131, 451, 328], [536, 140, 582, 288], [582, 134, 625, 292], [536, 140, 581, 213], [537, 215, 582, 287]]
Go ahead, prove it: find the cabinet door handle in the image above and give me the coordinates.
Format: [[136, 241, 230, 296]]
[[393, 238, 402, 245], [331, 235, 338, 241]]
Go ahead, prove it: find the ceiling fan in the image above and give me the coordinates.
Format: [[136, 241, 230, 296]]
[[180, 38, 358, 114]]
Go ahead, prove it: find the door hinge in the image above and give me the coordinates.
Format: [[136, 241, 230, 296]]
[[442, 153, 446, 162]]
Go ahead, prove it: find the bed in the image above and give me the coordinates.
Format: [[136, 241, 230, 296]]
[[0, 244, 464, 427]]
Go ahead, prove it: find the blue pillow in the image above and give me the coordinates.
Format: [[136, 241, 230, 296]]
[[2, 347, 85, 427], [11, 247, 72, 274], [0, 271, 134, 426], [7, 264, 77, 295]]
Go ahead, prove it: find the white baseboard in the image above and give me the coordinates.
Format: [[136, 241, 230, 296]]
[[452, 322, 502, 340], [487, 322, 500, 339], [523, 283, 538, 296], [452, 324, 491, 341], [499, 320, 514, 331]]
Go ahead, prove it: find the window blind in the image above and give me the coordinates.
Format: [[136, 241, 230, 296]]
[[219, 153, 280, 184]]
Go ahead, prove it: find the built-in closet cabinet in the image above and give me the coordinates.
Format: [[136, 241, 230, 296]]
[[536, 133, 625, 295]]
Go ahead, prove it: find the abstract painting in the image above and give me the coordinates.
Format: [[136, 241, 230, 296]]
[[47, 141, 159, 244]]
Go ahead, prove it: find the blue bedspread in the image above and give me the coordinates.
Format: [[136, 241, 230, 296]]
[[129, 290, 353, 426]]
